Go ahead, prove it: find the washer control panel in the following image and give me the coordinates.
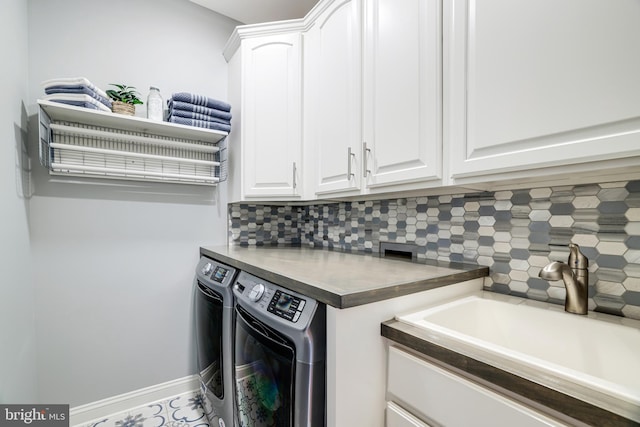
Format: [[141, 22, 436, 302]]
[[196, 257, 237, 288], [233, 271, 317, 326], [211, 265, 231, 284]]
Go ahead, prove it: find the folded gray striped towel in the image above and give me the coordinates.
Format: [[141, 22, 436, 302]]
[[42, 94, 112, 113], [169, 108, 230, 125], [44, 100, 103, 111], [45, 85, 112, 108], [171, 92, 231, 112], [42, 77, 109, 100], [168, 100, 232, 121], [168, 116, 231, 133]]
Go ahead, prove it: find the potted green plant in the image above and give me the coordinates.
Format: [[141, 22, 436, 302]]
[[106, 84, 143, 116]]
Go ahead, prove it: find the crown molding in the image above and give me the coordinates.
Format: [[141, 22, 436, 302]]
[[222, 0, 337, 61]]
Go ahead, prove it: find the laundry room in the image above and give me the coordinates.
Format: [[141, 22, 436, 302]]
[[5, 0, 240, 414], [3, 0, 640, 427]]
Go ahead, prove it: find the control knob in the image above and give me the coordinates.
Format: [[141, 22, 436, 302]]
[[201, 262, 213, 276], [248, 283, 265, 302]]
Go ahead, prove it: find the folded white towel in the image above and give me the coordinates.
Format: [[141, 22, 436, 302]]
[[41, 77, 109, 100], [42, 93, 112, 113]]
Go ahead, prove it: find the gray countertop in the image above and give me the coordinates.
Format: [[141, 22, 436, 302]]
[[199, 245, 489, 308]]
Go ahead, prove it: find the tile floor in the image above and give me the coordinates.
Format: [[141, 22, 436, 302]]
[[77, 391, 210, 427]]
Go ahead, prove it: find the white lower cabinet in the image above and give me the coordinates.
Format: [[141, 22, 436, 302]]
[[386, 346, 568, 427], [387, 402, 431, 427]]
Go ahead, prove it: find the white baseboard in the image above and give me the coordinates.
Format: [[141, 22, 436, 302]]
[[70, 375, 201, 426]]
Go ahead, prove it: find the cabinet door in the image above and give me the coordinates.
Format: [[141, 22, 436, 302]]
[[310, 0, 362, 196], [363, 0, 442, 190], [446, 0, 640, 182], [242, 33, 302, 198]]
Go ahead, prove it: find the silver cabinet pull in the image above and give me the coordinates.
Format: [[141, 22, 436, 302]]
[[363, 141, 371, 177], [347, 147, 355, 179], [292, 162, 297, 189]]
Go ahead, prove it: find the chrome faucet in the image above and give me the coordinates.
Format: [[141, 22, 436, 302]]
[[538, 243, 589, 315]]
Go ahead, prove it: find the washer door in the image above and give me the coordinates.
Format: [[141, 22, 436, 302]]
[[195, 281, 225, 400], [234, 305, 295, 427]]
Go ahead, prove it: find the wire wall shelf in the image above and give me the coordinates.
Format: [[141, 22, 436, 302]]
[[38, 100, 228, 186]]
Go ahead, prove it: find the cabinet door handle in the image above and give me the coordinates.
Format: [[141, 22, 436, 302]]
[[292, 162, 297, 189], [363, 142, 371, 178], [348, 147, 355, 180]]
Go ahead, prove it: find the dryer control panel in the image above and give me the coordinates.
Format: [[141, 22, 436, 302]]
[[268, 290, 306, 322]]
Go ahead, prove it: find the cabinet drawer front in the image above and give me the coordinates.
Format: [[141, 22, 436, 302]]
[[386, 402, 431, 427], [387, 346, 567, 427]]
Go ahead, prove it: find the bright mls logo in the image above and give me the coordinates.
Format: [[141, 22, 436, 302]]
[[0, 405, 68, 427]]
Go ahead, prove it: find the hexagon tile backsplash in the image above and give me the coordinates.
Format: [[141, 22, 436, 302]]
[[229, 180, 640, 319]]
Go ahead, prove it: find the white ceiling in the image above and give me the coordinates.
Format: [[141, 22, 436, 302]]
[[189, 0, 320, 25]]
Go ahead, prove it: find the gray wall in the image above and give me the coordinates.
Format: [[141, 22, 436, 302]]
[[27, 0, 237, 406], [0, 0, 38, 404]]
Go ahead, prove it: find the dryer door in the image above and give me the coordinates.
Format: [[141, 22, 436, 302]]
[[195, 281, 225, 400], [234, 304, 296, 427]]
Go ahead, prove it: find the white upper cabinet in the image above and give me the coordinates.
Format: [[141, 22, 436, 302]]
[[446, 0, 640, 184], [309, 0, 443, 198], [226, 0, 640, 201], [363, 0, 442, 191], [225, 29, 304, 201], [307, 0, 363, 196], [242, 33, 302, 198]]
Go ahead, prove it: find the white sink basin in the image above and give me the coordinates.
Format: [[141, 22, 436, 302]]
[[396, 292, 640, 422]]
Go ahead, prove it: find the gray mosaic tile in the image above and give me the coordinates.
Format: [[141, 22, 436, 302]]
[[598, 187, 629, 202], [510, 248, 530, 260], [527, 277, 550, 291], [598, 201, 629, 215], [229, 179, 640, 320], [511, 191, 532, 205], [596, 280, 626, 296], [572, 196, 600, 209], [573, 184, 601, 196], [528, 231, 551, 244], [549, 227, 575, 246], [490, 282, 511, 293], [529, 188, 552, 198], [626, 180, 640, 193], [527, 288, 551, 301], [549, 203, 575, 216], [549, 188, 575, 204], [597, 214, 629, 233], [593, 294, 625, 316], [622, 291, 640, 306]]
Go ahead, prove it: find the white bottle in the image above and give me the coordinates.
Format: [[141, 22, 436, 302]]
[[147, 86, 163, 121]]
